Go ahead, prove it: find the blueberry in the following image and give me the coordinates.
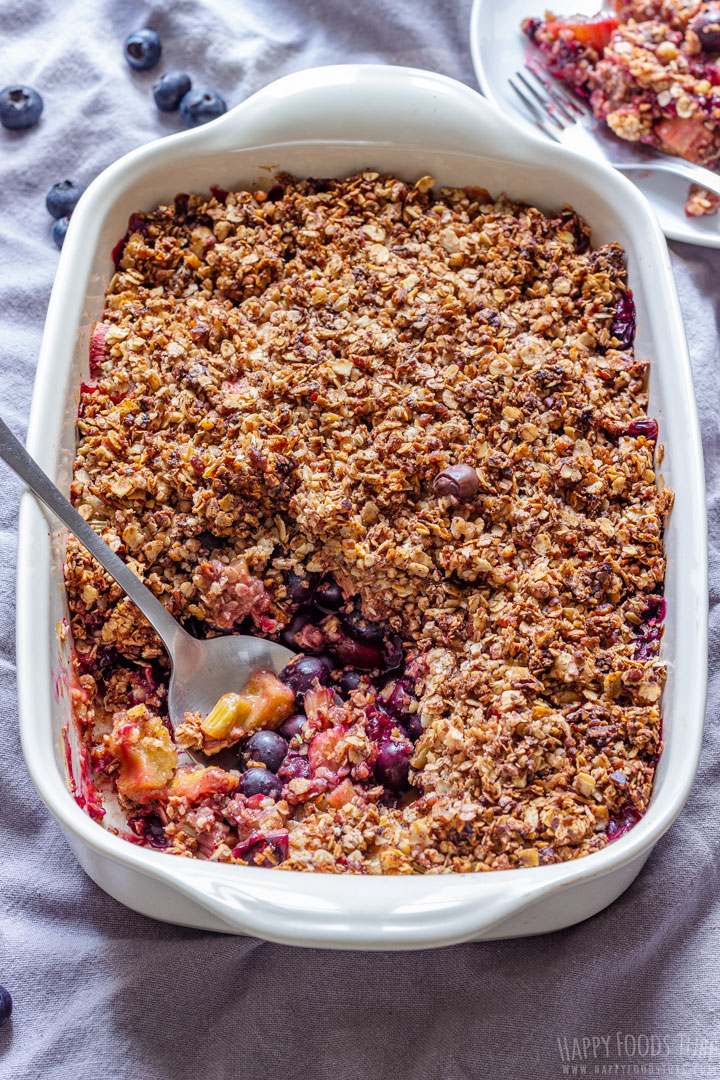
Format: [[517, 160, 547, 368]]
[[46, 180, 85, 219], [279, 654, 332, 698], [239, 767, 283, 800], [284, 567, 319, 606], [406, 714, 423, 741], [124, 29, 162, 71], [132, 813, 169, 849], [52, 215, 70, 250], [279, 609, 323, 652], [382, 677, 413, 720], [375, 738, 412, 790], [344, 610, 384, 645], [313, 577, 344, 613], [691, 7, 720, 52], [153, 70, 192, 111], [278, 713, 307, 740], [0, 85, 43, 130], [331, 632, 382, 671], [609, 291, 635, 349], [339, 669, 364, 696], [179, 88, 227, 128], [244, 730, 288, 773], [381, 633, 404, 672], [0, 985, 11, 1028]]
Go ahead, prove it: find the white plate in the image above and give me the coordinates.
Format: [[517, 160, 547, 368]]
[[470, 0, 720, 248]]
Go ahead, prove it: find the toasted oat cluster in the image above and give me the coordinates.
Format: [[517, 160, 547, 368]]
[[523, 1, 720, 215], [64, 171, 670, 874]]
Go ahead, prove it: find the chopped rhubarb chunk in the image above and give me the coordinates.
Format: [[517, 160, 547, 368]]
[[544, 15, 619, 52], [308, 725, 348, 777], [201, 692, 253, 739], [108, 705, 177, 804], [655, 117, 714, 161], [197, 670, 294, 743], [168, 766, 238, 803], [89, 323, 109, 375], [327, 778, 357, 809]]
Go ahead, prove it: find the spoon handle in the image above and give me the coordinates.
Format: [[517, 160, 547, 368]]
[[0, 416, 183, 657]]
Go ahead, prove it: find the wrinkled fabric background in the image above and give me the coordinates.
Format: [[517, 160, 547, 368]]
[[1, 2, 718, 1078]]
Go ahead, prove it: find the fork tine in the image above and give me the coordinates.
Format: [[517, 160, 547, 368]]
[[525, 62, 592, 118], [523, 67, 577, 123], [515, 71, 565, 129], [508, 76, 561, 142]]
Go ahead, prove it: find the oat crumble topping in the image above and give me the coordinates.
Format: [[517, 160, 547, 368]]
[[63, 171, 670, 873]]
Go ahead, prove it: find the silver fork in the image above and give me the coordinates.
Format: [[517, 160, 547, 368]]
[[509, 66, 720, 202]]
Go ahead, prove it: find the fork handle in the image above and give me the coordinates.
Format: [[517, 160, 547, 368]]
[[619, 160, 720, 202]]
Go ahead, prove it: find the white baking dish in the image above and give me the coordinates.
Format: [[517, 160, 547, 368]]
[[16, 65, 707, 950]]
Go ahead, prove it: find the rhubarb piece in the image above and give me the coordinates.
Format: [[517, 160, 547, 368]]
[[200, 671, 294, 741], [308, 725, 348, 777], [201, 692, 252, 739], [193, 558, 272, 630], [654, 117, 714, 162], [609, 290, 636, 348], [327, 778, 357, 809], [624, 417, 658, 440], [303, 685, 336, 723], [89, 323, 109, 374], [108, 705, 178, 804], [543, 15, 619, 52], [168, 766, 238, 803]]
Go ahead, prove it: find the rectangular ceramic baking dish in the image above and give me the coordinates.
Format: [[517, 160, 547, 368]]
[[16, 64, 707, 950]]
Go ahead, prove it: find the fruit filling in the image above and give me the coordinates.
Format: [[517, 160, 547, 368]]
[[522, 1, 720, 216], [63, 172, 670, 873]]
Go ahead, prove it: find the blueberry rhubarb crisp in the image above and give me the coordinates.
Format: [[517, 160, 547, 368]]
[[63, 172, 670, 873], [523, 2, 720, 216]]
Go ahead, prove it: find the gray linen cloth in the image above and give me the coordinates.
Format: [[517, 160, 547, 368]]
[[1, 1, 718, 1077]]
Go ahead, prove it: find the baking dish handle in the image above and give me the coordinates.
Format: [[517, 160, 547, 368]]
[[156, 861, 558, 949], [202, 64, 517, 161]]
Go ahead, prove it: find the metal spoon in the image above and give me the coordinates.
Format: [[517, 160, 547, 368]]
[[1, 416, 294, 766]]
